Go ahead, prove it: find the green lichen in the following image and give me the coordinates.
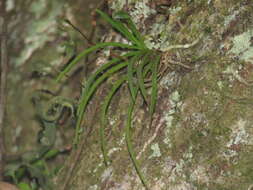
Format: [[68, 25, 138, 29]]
[[229, 28, 253, 64], [15, 0, 65, 66], [30, 0, 47, 18], [129, 0, 156, 24], [160, 52, 253, 189], [149, 143, 161, 158], [54, 0, 253, 189], [111, 0, 127, 11], [6, 0, 14, 12], [163, 90, 182, 147]]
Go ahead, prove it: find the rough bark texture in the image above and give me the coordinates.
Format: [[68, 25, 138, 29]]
[[0, 0, 8, 181], [5, 0, 253, 190], [56, 0, 253, 190]]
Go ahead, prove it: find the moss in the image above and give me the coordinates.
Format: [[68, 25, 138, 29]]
[[159, 44, 253, 188]]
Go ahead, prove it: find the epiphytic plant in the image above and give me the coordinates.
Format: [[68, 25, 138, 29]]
[[56, 9, 162, 188]]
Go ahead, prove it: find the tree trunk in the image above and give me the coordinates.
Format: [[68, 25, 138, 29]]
[[56, 0, 253, 190], [6, 0, 253, 190]]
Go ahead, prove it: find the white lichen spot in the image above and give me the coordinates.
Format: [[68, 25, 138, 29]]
[[170, 159, 187, 182], [223, 64, 249, 85], [217, 81, 224, 89], [15, 1, 65, 65], [93, 161, 103, 173], [111, 0, 127, 11], [88, 185, 98, 190], [223, 119, 253, 159], [163, 90, 182, 145], [129, 0, 156, 26], [14, 125, 22, 137], [171, 90, 180, 102], [190, 165, 210, 184], [248, 184, 253, 190], [160, 71, 180, 89], [6, 0, 15, 12], [150, 179, 166, 190], [190, 112, 207, 128], [144, 19, 172, 50], [149, 143, 161, 158], [169, 6, 182, 15], [163, 156, 177, 173], [163, 157, 197, 189], [111, 0, 142, 11], [109, 117, 117, 125], [223, 9, 240, 28], [182, 145, 193, 160], [229, 28, 253, 64], [118, 134, 125, 146], [101, 167, 113, 182], [169, 90, 182, 113], [163, 115, 174, 145], [50, 58, 62, 66], [108, 147, 121, 156], [144, 5, 184, 51]]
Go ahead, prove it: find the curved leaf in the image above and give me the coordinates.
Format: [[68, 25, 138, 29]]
[[56, 42, 139, 82], [96, 9, 142, 47], [137, 53, 150, 103], [18, 182, 32, 190], [100, 76, 127, 166], [114, 11, 146, 48], [127, 56, 138, 101], [74, 51, 146, 145], [149, 54, 161, 116], [125, 87, 148, 188], [75, 58, 132, 145], [78, 51, 140, 111]]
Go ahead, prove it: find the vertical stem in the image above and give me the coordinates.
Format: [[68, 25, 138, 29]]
[[0, 0, 7, 180]]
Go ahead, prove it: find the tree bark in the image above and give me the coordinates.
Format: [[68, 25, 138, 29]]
[[56, 1, 253, 190], [4, 0, 253, 190], [0, 0, 8, 180]]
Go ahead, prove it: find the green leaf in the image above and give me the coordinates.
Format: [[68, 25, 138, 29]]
[[26, 164, 44, 179], [56, 42, 139, 82], [4, 163, 21, 184], [74, 52, 142, 145], [125, 87, 148, 188], [149, 54, 161, 116], [143, 61, 152, 77], [114, 11, 146, 48], [26, 164, 52, 190], [113, 11, 131, 20], [137, 53, 150, 103], [78, 51, 140, 114], [127, 55, 139, 101], [96, 10, 141, 47], [39, 121, 57, 147], [100, 76, 127, 166], [43, 149, 60, 160], [18, 182, 32, 190]]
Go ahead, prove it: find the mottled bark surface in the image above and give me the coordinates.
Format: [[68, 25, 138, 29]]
[[0, 0, 8, 181], [56, 0, 253, 190], [4, 0, 99, 160], [5, 0, 253, 190]]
